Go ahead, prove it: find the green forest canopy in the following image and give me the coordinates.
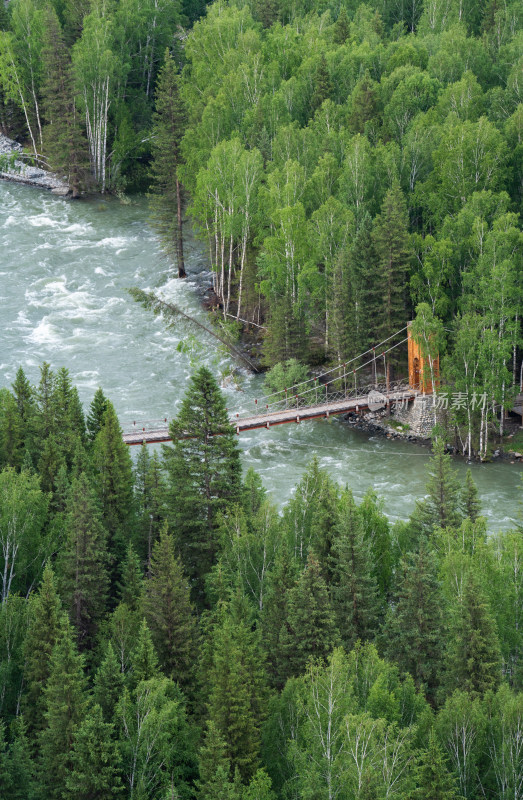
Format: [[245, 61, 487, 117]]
[[0, 363, 522, 799]]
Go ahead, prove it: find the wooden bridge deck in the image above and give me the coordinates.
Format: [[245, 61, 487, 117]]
[[122, 388, 419, 446]]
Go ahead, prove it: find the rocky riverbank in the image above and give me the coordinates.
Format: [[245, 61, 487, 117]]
[[0, 134, 70, 195]]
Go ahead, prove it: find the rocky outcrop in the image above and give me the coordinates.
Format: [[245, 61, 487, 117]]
[[0, 134, 71, 195]]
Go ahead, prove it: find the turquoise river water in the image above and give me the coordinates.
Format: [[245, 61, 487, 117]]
[[1, 182, 521, 529]]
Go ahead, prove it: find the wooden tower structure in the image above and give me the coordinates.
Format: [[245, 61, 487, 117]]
[[408, 324, 439, 393]]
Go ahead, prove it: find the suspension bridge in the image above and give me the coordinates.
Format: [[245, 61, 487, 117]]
[[122, 324, 436, 446]]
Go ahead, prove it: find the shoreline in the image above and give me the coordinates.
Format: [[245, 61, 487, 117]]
[[0, 134, 70, 195]]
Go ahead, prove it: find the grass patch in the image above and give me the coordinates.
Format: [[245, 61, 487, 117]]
[[388, 419, 411, 432], [506, 429, 523, 451]]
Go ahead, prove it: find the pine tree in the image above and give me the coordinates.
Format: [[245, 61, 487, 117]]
[[348, 71, 381, 135], [64, 704, 123, 800], [143, 526, 198, 688], [206, 595, 268, 782], [413, 729, 460, 800], [164, 367, 242, 602], [149, 49, 187, 278], [0, 389, 23, 469], [37, 433, 65, 497], [41, 6, 88, 196], [261, 545, 300, 689], [58, 473, 109, 652], [23, 563, 63, 735], [414, 439, 462, 534], [118, 543, 144, 610], [86, 387, 108, 442], [134, 447, 166, 570], [279, 551, 338, 681], [129, 618, 160, 686], [93, 643, 125, 722], [370, 183, 412, 356], [53, 368, 86, 458], [196, 721, 238, 800], [330, 490, 380, 651], [333, 7, 350, 44], [384, 540, 444, 701], [93, 400, 136, 573], [39, 618, 88, 800], [445, 570, 502, 697], [311, 54, 333, 114], [11, 367, 36, 457], [0, 717, 36, 800], [462, 469, 481, 522]]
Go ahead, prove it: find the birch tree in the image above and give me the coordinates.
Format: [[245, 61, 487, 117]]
[[0, 467, 48, 603], [73, 0, 117, 191]]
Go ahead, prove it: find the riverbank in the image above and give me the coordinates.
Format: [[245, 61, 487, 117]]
[[0, 134, 70, 195]]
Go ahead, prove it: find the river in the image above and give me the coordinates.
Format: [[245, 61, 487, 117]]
[[1, 182, 521, 530]]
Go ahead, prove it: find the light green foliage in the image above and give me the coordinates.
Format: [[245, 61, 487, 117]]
[[262, 359, 310, 401], [116, 677, 196, 799], [0, 467, 48, 602]]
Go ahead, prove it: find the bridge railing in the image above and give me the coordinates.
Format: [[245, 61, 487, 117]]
[[241, 379, 412, 418]]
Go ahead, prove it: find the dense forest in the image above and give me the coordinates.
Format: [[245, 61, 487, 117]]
[[1, 0, 522, 456], [0, 363, 521, 799]]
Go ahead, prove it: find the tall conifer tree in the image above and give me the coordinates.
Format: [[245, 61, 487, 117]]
[[384, 540, 444, 701], [41, 6, 88, 196], [58, 472, 109, 652], [445, 570, 502, 696], [39, 618, 87, 800], [143, 526, 198, 688], [23, 563, 63, 736], [279, 551, 338, 681], [330, 490, 380, 650], [93, 401, 136, 572], [164, 367, 242, 601], [370, 183, 412, 359], [149, 49, 186, 278]]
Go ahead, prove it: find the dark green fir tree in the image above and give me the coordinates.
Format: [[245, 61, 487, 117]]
[[196, 721, 238, 800], [311, 54, 333, 114], [333, 7, 350, 44], [129, 618, 160, 687], [164, 367, 242, 602], [41, 6, 88, 196], [143, 526, 198, 688], [445, 570, 501, 697], [370, 183, 412, 356], [149, 49, 187, 278], [64, 704, 123, 800], [462, 468, 481, 522], [413, 729, 460, 800], [23, 563, 63, 735], [93, 643, 125, 723], [330, 490, 380, 650], [384, 539, 444, 701], [279, 550, 338, 681], [414, 439, 462, 534], [58, 472, 109, 652], [86, 387, 108, 442], [38, 618, 88, 800], [93, 400, 136, 573]]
